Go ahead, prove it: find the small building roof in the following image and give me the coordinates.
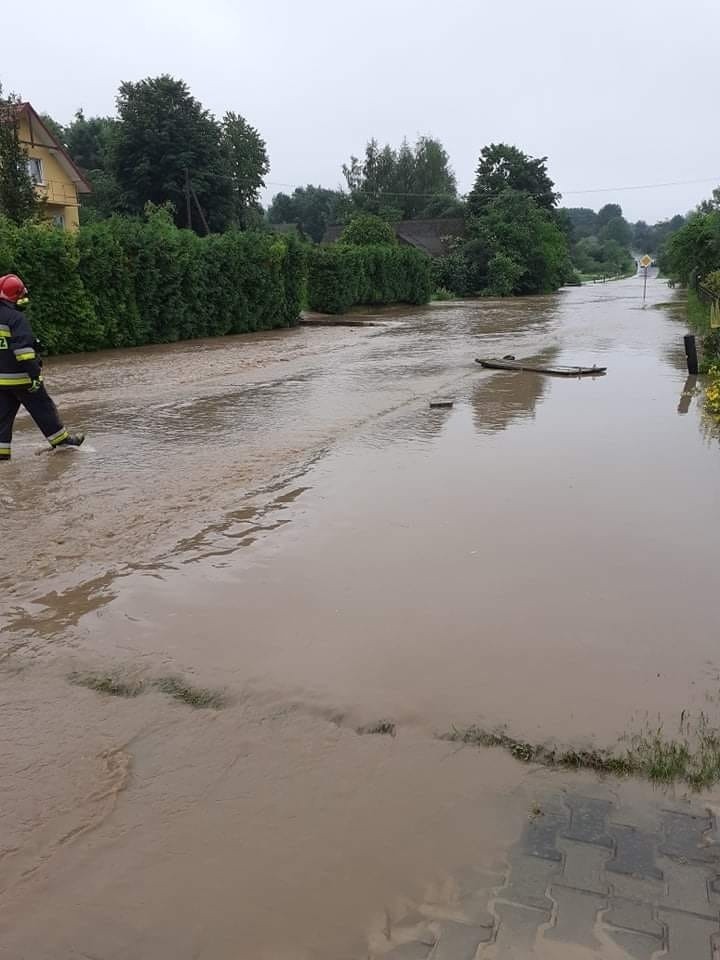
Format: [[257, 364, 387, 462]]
[[322, 218, 464, 256], [13, 102, 92, 194], [395, 218, 464, 257]]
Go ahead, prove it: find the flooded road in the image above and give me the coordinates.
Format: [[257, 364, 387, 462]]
[[2, 275, 720, 958]]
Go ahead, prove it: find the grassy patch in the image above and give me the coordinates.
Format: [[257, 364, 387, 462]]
[[684, 291, 720, 368], [432, 287, 457, 302], [152, 676, 227, 709], [357, 720, 396, 737], [687, 288, 711, 334], [68, 669, 227, 710], [69, 671, 145, 698], [440, 725, 632, 773], [440, 712, 720, 791], [704, 364, 720, 420]]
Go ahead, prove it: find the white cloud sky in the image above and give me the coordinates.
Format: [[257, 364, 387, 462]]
[[3, 0, 718, 221]]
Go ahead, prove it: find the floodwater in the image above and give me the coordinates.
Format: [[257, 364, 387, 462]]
[[2, 274, 720, 958]]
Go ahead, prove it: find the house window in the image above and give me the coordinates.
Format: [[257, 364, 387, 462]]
[[52, 213, 65, 230], [26, 157, 44, 185]]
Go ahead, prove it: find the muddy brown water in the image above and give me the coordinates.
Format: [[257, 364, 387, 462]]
[[1, 275, 720, 958]]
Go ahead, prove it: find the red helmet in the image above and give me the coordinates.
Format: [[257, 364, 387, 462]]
[[0, 274, 28, 303]]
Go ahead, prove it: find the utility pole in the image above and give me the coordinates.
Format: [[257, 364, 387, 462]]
[[184, 168, 192, 231], [189, 178, 210, 235]]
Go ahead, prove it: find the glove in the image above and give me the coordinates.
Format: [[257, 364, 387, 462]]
[[28, 376, 43, 394]]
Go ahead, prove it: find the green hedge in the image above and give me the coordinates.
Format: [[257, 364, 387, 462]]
[[0, 208, 306, 354], [307, 244, 432, 313]]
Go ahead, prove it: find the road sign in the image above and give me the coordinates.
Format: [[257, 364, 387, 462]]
[[640, 255, 652, 268]]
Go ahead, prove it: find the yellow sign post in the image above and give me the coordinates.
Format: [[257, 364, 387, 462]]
[[639, 254, 652, 303]]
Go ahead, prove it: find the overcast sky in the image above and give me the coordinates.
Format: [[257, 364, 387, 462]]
[[3, 0, 718, 222]]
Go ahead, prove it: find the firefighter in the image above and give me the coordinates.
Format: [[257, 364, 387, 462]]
[[0, 273, 84, 461]]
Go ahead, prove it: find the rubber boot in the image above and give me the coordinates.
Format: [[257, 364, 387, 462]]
[[55, 433, 85, 449]]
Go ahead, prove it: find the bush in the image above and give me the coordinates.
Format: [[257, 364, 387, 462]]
[[307, 243, 431, 313], [0, 210, 305, 354], [485, 252, 525, 297], [660, 210, 720, 285], [339, 214, 396, 247], [432, 287, 457, 301], [704, 331, 720, 365], [0, 217, 97, 354], [432, 253, 478, 297], [703, 269, 720, 298], [706, 364, 720, 418]]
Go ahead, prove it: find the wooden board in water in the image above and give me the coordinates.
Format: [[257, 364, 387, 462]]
[[475, 358, 607, 377], [299, 317, 382, 327]]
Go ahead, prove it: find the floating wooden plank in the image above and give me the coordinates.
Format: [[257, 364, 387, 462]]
[[429, 399, 454, 408], [475, 357, 606, 377], [299, 317, 381, 327]]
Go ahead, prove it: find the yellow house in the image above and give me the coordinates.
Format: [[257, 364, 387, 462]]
[[14, 102, 91, 231]]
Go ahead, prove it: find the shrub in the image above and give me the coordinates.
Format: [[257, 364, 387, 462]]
[[432, 287, 457, 301], [485, 252, 525, 297], [703, 270, 720, 298], [307, 243, 431, 313], [0, 217, 98, 353], [0, 211, 304, 354], [706, 364, 720, 418], [339, 214, 396, 247]]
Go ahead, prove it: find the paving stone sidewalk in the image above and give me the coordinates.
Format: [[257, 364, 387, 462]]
[[370, 790, 720, 959]]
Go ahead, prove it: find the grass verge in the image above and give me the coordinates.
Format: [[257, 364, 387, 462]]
[[432, 287, 457, 302], [68, 670, 227, 709], [69, 671, 145, 698], [440, 711, 720, 791], [357, 720, 396, 737], [153, 676, 227, 709], [686, 289, 720, 371]]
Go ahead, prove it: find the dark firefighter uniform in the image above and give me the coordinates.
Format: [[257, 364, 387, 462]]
[[0, 274, 83, 460]]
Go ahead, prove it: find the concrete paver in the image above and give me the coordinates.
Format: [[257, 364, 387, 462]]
[[368, 789, 720, 958]]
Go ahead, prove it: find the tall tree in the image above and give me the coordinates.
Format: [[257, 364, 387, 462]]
[[697, 188, 720, 214], [112, 75, 233, 232], [65, 110, 117, 172], [412, 136, 456, 204], [342, 135, 457, 220], [465, 188, 571, 295], [563, 207, 598, 240], [596, 203, 623, 227], [39, 113, 66, 144], [601, 214, 632, 248], [467, 143, 559, 215], [267, 185, 347, 242], [221, 112, 269, 228], [632, 220, 652, 252], [393, 138, 415, 214], [60, 111, 123, 222], [0, 88, 38, 224], [660, 206, 720, 285]]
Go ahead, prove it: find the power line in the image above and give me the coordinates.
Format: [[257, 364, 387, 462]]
[[136, 168, 720, 202], [259, 174, 720, 200], [562, 175, 720, 195]]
